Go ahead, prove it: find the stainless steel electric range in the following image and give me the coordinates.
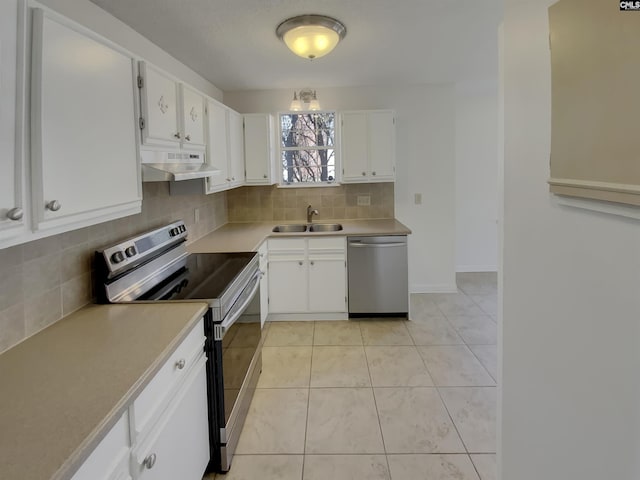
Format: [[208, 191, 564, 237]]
[[95, 221, 262, 473]]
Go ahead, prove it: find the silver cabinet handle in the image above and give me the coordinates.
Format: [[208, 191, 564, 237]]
[[175, 358, 186, 370], [143, 453, 157, 469], [185, 134, 191, 141], [45, 200, 61, 212], [6, 207, 23, 221], [174, 132, 181, 139]]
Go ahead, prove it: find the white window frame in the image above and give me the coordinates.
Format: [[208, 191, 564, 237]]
[[277, 110, 340, 187]]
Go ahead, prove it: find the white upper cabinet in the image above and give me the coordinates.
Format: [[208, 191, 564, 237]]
[[30, 8, 141, 234], [244, 113, 276, 185], [0, 1, 26, 245], [139, 62, 180, 148], [341, 110, 396, 183], [205, 99, 229, 193], [228, 109, 245, 188], [180, 85, 206, 150], [138, 62, 205, 151]]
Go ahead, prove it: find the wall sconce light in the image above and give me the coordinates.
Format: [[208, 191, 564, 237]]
[[276, 14, 346, 60], [290, 89, 321, 111]]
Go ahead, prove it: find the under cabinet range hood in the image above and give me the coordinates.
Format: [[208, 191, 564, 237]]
[[140, 150, 220, 182]]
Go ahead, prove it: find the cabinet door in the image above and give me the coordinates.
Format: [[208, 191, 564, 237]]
[[244, 114, 274, 184], [31, 9, 141, 233], [134, 358, 209, 480], [139, 62, 180, 147], [308, 257, 347, 313], [205, 100, 229, 192], [180, 85, 205, 150], [368, 111, 395, 181], [258, 242, 269, 326], [268, 258, 307, 313], [340, 112, 369, 183], [228, 109, 245, 187], [0, 1, 26, 244]]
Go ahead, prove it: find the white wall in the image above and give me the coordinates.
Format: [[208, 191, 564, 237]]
[[225, 85, 457, 293], [33, 0, 223, 100], [501, 1, 640, 479], [455, 79, 498, 272]]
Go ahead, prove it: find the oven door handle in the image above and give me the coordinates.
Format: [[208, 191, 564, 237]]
[[215, 270, 262, 340]]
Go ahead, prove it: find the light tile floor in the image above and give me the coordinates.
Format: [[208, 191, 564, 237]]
[[210, 272, 497, 480]]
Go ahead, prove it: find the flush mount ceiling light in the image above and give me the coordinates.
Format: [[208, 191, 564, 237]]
[[276, 14, 346, 60], [290, 89, 321, 111]]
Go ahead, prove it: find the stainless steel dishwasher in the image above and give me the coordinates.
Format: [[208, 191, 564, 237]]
[[347, 235, 408, 317]]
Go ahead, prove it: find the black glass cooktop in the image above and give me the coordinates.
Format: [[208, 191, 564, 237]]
[[139, 252, 256, 301]]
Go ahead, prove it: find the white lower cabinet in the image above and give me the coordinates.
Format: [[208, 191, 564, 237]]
[[132, 357, 209, 480], [69, 319, 208, 480], [258, 241, 269, 326], [70, 414, 130, 480], [268, 237, 347, 314]]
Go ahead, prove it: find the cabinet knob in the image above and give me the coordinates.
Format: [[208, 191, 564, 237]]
[[298, 261, 303, 266], [226, 178, 231, 182], [143, 453, 157, 469], [185, 134, 191, 141], [174, 132, 181, 139], [362, 171, 366, 176], [45, 200, 62, 212], [6, 207, 23, 221], [232, 177, 236, 181], [263, 174, 267, 179], [310, 261, 314, 266], [372, 171, 377, 176], [175, 358, 186, 370]]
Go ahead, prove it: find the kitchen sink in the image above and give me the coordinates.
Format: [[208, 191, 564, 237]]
[[308, 223, 343, 232], [272, 224, 308, 233]]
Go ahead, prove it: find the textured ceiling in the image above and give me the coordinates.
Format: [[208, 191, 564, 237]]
[[89, 0, 503, 92]]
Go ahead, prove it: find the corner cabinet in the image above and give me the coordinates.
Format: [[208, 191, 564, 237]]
[[341, 110, 396, 183], [204, 100, 244, 194], [268, 237, 347, 315], [244, 114, 276, 185], [30, 8, 141, 234]]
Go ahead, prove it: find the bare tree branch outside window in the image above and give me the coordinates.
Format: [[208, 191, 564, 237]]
[[280, 112, 336, 184]]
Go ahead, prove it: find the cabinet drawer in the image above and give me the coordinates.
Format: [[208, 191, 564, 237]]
[[308, 237, 345, 252], [133, 357, 209, 480], [268, 238, 305, 253], [133, 320, 205, 436], [70, 413, 129, 480]]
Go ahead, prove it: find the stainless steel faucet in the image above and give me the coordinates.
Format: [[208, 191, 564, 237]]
[[307, 205, 319, 223]]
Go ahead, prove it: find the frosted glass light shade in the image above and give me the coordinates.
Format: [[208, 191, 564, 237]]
[[283, 26, 340, 59], [277, 15, 346, 60]]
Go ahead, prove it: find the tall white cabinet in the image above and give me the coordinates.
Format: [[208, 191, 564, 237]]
[[30, 8, 141, 234], [341, 110, 396, 183]]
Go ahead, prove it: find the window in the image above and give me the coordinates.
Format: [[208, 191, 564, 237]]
[[279, 112, 336, 185]]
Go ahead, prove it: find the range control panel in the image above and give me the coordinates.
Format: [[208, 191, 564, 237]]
[[100, 221, 187, 275]]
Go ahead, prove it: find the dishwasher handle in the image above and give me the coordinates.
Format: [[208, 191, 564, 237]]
[[348, 241, 406, 248]]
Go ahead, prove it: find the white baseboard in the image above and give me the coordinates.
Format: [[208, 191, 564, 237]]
[[410, 284, 458, 294], [456, 265, 498, 273], [267, 312, 349, 322]]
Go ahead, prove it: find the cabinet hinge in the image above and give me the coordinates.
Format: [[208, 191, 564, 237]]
[[139, 117, 145, 130], [137, 75, 144, 89], [344, 260, 347, 267]]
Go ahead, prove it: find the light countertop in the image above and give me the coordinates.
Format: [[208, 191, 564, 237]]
[[0, 302, 209, 480], [188, 218, 411, 253]]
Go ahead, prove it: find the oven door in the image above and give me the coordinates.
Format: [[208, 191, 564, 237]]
[[206, 269, 262, 473]]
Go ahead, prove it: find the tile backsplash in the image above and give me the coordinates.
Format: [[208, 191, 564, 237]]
[[227, 183, 394, 222], [0, 183, 227, 354]]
